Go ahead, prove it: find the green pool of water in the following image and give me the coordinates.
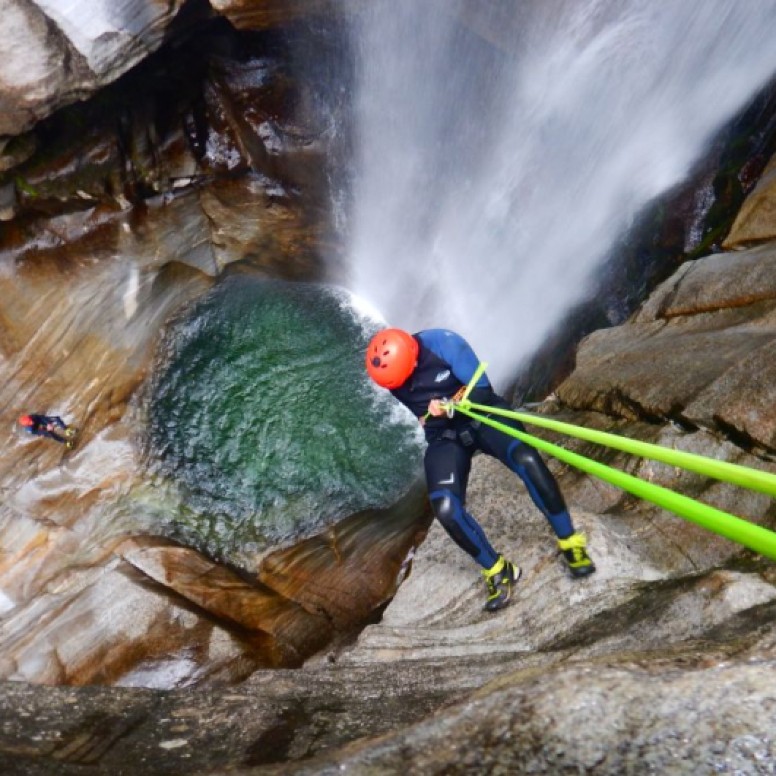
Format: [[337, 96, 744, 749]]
[[145, 275, 423, 562]]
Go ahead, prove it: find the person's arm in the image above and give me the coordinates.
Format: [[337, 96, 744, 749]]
[[418, 330, 491, 418]]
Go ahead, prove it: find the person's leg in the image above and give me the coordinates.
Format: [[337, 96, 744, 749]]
[[425, 439, 496, 567], [425, 439, 520, 609], [477, 419, 595, 577], [477, 420, 571, 532]]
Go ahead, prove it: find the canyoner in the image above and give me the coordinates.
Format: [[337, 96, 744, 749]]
[[365, 327, 596, 613], [442, 368, 776, 562], [17, 414, 78, 449]]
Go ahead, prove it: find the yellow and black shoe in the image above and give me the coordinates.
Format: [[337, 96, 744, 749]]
[[558, 532, 595, 577], [482, 555, 521, 612]]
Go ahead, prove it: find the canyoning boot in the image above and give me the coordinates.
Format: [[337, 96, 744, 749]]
[[558, 532, 596, 578], [63, 427, 78, 450], [482, 555, 521, 612]]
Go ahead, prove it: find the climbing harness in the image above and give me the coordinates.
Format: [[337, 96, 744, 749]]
[[439, 363, 776, 561]]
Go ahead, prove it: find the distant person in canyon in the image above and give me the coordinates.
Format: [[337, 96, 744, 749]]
[[18, 414, 76, 448], [365, 328, 595, 612]]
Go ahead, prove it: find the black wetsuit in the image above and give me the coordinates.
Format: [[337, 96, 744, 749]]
[[391, 329, 573, 569], [23, 415, 68, 443]]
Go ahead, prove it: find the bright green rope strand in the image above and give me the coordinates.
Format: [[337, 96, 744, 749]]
[[465, 402, 776, 498], [451, 403, 776, 561]]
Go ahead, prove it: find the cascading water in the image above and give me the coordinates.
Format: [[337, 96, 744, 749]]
[[344, 0, 776, 386]]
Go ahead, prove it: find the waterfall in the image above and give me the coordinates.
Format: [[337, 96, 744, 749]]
[[343, 0, 776, 385]]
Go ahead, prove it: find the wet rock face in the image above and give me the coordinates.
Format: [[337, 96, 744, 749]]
[[0, 11, 432, 692], [275, 661, 776, 775], [1, 459, 776, 774], [1, 17, 347, 275], [540, 225, 776, 583], [724, 150, 776, 247], [0, 0, 188, 136], [211, 0, 335, 31], [556, 243, 776, 452]]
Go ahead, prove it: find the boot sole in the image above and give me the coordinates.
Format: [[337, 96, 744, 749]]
[[568, 563, 596, 578]]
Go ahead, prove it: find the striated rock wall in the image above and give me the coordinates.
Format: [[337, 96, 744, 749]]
[[0, 4, 775, 775]]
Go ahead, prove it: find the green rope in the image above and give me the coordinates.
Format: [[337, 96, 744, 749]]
[[452, 403, 776, 561], [460, 360, 489, 403], [465, 401, 776, 498]]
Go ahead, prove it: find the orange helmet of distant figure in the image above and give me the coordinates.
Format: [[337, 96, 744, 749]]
[[365, 328, 419, 389], [18, 415, 34, 427]]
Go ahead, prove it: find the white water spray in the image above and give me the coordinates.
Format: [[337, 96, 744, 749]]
[[344, 0, 776, 385]]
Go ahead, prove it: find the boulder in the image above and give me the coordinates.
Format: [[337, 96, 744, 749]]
[[0, 0, 188, 136], [557, 244, 776, 450], [0, 487, 428, 687], [724, 150, 776, 248]]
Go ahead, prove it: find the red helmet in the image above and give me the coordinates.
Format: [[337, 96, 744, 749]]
[[18, 415, 34, 427], [366, 328, 419, 389]]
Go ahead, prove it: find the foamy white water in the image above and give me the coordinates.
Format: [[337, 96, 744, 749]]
[[343, 0, 776, 385]]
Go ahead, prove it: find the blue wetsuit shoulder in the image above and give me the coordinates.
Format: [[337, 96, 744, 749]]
[[416, 329, 490, 389]]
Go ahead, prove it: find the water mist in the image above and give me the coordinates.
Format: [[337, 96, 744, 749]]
[[343, 0, 776, 386]]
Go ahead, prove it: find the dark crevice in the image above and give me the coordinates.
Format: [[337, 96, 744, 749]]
[[603, 389, 666, 426], [712, 415, 776, 458], [580, 387, 776, 459], [665, 413, 699, 433], [163, 0, 216, 45], [51, 711, 149, 765], [243, 702, 307, 766], [573, 391, 775, 464]]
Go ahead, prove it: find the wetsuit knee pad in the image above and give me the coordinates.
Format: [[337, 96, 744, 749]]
[[506, 440, 566, 516]]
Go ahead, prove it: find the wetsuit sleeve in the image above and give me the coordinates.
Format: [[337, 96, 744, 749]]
[[417, 329, 490, 388]]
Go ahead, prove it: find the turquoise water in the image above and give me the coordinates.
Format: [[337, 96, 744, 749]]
[[146, 275, 423, 561]]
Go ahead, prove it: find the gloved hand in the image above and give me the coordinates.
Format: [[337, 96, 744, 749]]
[[428, 386, 468, 418], [427, 398, 446, 417]]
